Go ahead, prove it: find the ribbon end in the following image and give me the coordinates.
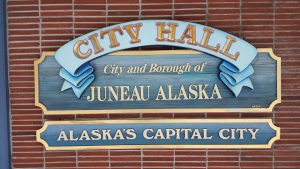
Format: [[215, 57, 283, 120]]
[[61, 75, 95, 99], [61, 81, 71, 91], [219, 61, 255, 98], [73, 90, 83, 98], [248, 80, 254, 90], [60, 81, 84, 98], [59, 63, 95, 98], [232, 78, 254, 97]]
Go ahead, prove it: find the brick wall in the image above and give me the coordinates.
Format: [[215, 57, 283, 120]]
[[7, 0, 300, 168]]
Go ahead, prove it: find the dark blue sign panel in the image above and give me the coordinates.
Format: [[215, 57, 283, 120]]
[[36, 119, 280, 150], [35, 49, 280, 115]]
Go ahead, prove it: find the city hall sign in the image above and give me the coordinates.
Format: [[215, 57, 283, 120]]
[[35, 20, 281, 114], [35, 20, 280, 150]]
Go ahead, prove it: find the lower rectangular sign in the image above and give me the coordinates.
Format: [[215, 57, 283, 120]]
[[36, 119, 280, 150]]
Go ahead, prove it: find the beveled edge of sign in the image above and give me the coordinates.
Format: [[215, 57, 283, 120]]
[[36, 119, 280, 150], [34, 48, 281, 115]]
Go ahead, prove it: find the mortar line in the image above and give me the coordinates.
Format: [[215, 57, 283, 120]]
[[240, 0, 243, 38], [105, 0, 108, 27], [205, 0, 208, 26], [206, 148, 208, 168], [37, 0, 46, 168]]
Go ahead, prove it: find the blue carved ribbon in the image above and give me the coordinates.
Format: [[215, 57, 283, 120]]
[[219, 61, 254, 97], [59, 63, 95, 98], [54, 20, 258, 98]]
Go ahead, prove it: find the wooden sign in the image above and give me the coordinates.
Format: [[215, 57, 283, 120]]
[[35, 20, 281, 150], [34, 20, 281, 114], [36, 119, 280, 150]]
